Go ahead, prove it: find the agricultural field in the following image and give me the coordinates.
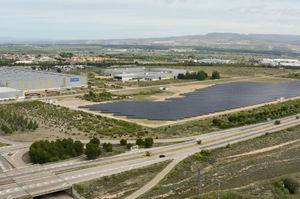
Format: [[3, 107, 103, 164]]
[[74, 161, 171, 199], [140, 125, 300, 199]]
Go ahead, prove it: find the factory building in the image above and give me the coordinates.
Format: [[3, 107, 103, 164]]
[[261, 59, 300, 67], [0, 87, 24, 101], [0, 67, 87, 93], [102, 67, 186, 82]]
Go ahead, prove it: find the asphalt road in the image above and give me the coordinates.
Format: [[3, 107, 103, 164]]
[[0, 115, 300, 198]]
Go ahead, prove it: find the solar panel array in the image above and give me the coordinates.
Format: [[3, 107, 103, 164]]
[[80, 81, 300, 120]]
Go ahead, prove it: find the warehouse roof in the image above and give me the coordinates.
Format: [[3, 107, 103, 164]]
[[0, 67, 84, 81], [0, 87, 22, 93]]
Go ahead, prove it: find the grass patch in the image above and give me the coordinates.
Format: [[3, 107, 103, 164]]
[[74, 160, 171, 199], [0, 142, 9, 147]]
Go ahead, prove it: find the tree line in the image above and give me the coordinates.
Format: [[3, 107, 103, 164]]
[[29, 137, 155, 164], [177, 71, 220, 80], [212, 99, 300, 129]]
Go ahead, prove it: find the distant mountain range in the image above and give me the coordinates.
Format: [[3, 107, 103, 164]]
[[2, 33, 300, 53]]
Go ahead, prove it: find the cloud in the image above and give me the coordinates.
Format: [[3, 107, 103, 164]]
[[0, 0, 300, 39]]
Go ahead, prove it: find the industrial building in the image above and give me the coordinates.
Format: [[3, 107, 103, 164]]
[[0, 67, 87, 95], [102, 67, 186, 81], [0, 87, 24, 101], [261, 59, 300, 67]]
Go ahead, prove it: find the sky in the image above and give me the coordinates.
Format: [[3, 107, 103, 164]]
[[0, 0, 300, 40]]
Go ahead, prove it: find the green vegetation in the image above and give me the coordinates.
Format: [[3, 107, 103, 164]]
[[0, 106, 38, 134], [103, 142, 113, 152], [282, 177, 300, 194], [74, 161, 171, 199], [211, 71, 220, 79], [285, 73, 300, 79], [136, 137, 154, 148], [59, 52, 74, 58], [82, 90, 163, 102], [211, 100, 299, 129], [274, 120, 281, 125], [141, 125, 300, 199], [1, 101, 144, 138], [29, 138, 84, 164], [120, 139, 127, 146], [178, 70, 208, 80], [83, 90, 127, 102], [153, 98, 300, 138], [85, 142, 101, 159]]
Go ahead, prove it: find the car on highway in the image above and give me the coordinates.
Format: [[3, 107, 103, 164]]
[[159, 154, 166, 158]]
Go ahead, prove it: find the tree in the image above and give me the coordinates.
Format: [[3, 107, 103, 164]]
[[211, 71, 220, 79], [1, 124, 12, 134], [74, 141, 84, 156], [144, 138, 154, 148], [85, 143, 101, 159], [59, 52, 73, 58], [274, 120, 281, 125], [136, 138, 144, 146], [89, 137, 100, 146], [103, 143, 113, 152], [56, 68, 62, 73], [126, 143, 133, 149], [120, 139, 127, 146]]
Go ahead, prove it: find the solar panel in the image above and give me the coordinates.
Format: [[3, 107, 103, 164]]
[[79, 81, 300, 120]]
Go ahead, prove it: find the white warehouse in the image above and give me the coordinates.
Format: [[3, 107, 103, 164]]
[[0, 67, 87, 92], [102, 67, 186, 81]]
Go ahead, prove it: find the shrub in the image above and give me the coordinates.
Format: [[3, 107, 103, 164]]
[[200, 149, 212, 156], [211, 71, 221, 79], [274, 120, 281, 125], [226, 143, 232, 148], [103, 143, 113, 152], [29, 138, 84, 164], [85, 143, 101, 159], [136, 138, 144, 146], [283, 177, 300, 194], [1, 124, 12, 134], [145, 151, 151, 156], [126, 143, 133, 149], [144, 138, 154, 148], [120, 139, 127, 146], [197, 140, 202, 145], [89, 137, 100, 146], [194, 152, 203, 159]]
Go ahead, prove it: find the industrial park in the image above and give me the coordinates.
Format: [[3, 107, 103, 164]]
[[1, 0, 300, 199]]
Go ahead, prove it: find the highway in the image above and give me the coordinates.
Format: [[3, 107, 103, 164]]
[[0, 115, 300, 198]]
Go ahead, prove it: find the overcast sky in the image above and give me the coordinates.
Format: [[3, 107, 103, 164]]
[[1, 0, 300, 40]]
